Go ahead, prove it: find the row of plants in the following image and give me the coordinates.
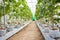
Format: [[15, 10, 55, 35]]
[[35, 0, 60, 39], [36, 0, 60, 38], [35, 0, 60, 25], [0, 0, 32, 37]]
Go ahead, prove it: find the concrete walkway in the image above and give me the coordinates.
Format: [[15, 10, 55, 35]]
[[8, 21, 44, 40]]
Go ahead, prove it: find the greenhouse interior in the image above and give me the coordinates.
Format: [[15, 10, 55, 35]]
[[0, 0, 60, 40]]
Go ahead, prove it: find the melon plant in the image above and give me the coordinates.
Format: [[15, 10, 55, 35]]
[[5, 0, 32, 21], [0, 0, 32, 28], [35, 0, 60, 25]]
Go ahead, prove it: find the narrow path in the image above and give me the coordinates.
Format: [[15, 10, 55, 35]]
[[8, 21, 44, 40]]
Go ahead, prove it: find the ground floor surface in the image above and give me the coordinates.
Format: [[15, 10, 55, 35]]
[[8, 21, 44, 40]]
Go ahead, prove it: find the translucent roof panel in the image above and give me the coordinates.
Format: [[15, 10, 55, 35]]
[[26, 0, 37, 16]]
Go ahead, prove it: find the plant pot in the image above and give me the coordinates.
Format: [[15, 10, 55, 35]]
[[15, 25, 21, 28], [7, 25, 15, 32], [49, 29, 60, 39], [7, 27, 14, 32], [44, 28, 49, 33], [50, 27, 58, 30], [43, 24, 48, 28], [0, 28, 6, 37], [57, 25, 60, 31], [59, 27, 60, 31]]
